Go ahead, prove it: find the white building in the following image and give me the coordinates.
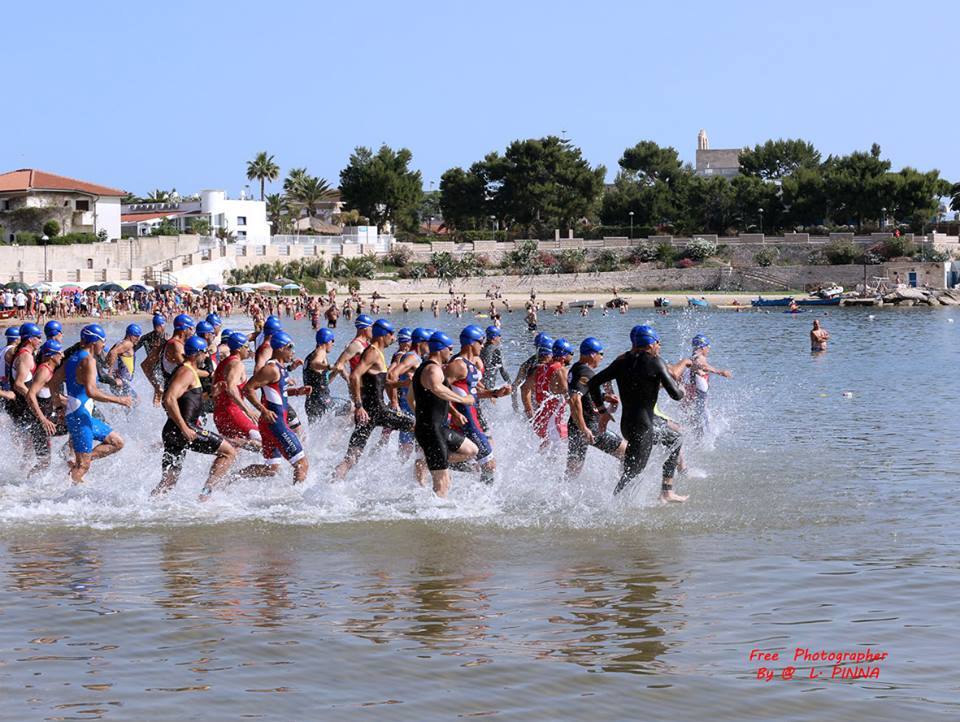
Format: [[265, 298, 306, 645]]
[[0, 168, 124, 242], [121, 189, 270, 243]]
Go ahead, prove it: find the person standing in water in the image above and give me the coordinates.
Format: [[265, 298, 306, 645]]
[[810, 319, 830, 352], [587, 325, 687, 502]]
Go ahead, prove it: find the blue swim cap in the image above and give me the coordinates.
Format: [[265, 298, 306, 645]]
[[630, 324, 660, 348], [226, 332, 248, 352], [220, 327, 233, 340], [173, 313, 195, 331], [459, 324, 485, 346], [44, 320, 62, 338], [19, 322, 42, 340], [355, 314, 374, 329], [372, 319, 394, 338], [428, 331, 454, 353], [126, 323, 143, 338], [263, 316, 283, 334], [152, 314, 166, 328], [196, 321, 215, 336], [184, 335, 208, 357], [270, 330, 294, 350], [316, 328, 335, 345], [692, 334, 710, 350], [552, 338, 574, 358], [537, 333, 555, 354], [80, 323, 106, 344], [486, 325, 501, 340], [4, 326, 20, 340], [205, 313, 222, 328], [397, 327, 413, 343], [40, 339, 63, 358], [580, 337, 604, 355], [411, 327, 432, 344], [534, 332, 549, 346]]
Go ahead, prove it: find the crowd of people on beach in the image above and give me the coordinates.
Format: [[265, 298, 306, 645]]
[[0, 282, 745, 503]]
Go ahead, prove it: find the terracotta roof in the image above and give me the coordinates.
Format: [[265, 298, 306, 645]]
[[0, 169, 125, 197], [121, 211, 184, 222]]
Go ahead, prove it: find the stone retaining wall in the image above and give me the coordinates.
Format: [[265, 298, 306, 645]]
[[358, 262, 948, 296]]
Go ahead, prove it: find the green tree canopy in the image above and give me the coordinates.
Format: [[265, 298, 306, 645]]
[[339, 145, 424, 233], [739, 138, 821, 180]]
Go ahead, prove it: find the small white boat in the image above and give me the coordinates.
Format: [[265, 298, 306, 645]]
[[568, 299, 595, 308]]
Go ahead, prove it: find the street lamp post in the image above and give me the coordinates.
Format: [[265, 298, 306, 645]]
[[629, 211, 634, 240], [429, 215, 434, 234], [881, 207, 886, 230], [758, 208, 764, 235], [41, 234, 49, 281]]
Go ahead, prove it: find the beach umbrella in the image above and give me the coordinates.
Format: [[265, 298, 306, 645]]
[[253, 282, 282, 292], [60, 285, 81, 295], [157, 283, 175, 292], [238, 284, 256, 293], [203, 283, 223, 292], [100, 282, 124, 292], [4, 281, 28, 291], [84, 284, 101, 292], [128, 284, 150, 293], [281, 283, 300, 290], [30, 281, 58, 291]]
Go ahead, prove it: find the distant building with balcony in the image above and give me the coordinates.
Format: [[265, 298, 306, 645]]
[[0, 168, 124, 242], [694, 129, 741, 178], [121, 190, 270, 243]]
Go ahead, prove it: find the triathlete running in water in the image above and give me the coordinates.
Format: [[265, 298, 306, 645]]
[[413, 331, 479, 497], [330, 314, 374, 382], [302, 328, 348, 423], [212, 332, 262, 449], [156, 336, 237, 499], [25, 339, 68, 472], [136, 314, 168, 405], [566, 337, 627, 479], [64, 325, 131, 484], [244, 331, 312, 484], [106, 323, 143, 401], [521, 337, 572, 447], [674, 334, 732, 439], [512, 332, 550, 413], [333, 319, 414, 480], [587, 325, 686, 502]]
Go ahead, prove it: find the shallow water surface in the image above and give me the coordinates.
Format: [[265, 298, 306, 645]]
[[0, 306, 957, 720]]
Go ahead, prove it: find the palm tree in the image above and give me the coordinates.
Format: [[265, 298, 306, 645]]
[[215, 226, 236, 244], [246, 152, 280, 201], [265, 193, 290, 234], [283, 168, 309, 196], [292, 176, 337, 218], [146, 188, 173, 203]]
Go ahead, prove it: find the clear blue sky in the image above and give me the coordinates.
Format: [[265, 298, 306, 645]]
[[5, 0, 958, 196]]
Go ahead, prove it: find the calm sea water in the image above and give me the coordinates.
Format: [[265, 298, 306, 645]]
[[0, 305, 958, 721]]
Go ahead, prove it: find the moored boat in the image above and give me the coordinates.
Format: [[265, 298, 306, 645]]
[[751, 296, 793, 307]]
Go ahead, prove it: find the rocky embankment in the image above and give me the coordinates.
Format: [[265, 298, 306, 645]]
[[882, 287, 960, 306]]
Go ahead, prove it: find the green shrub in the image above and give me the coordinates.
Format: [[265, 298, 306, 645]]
[[558, 248, 587, 273], [590, 249, 622, 273], [655, 239, 677, 264], [823, 239, 860, 264], [385, 245, 414, 267], [15, 231, 41, 245], [50, 232, 99, 245], [42, 220, 60, 238], [682, 236, 718, 261], [882, 236, 916, 259], [807, 249, 830, 265], [754, 247, 780, 267], [627, 241, 657, 264]]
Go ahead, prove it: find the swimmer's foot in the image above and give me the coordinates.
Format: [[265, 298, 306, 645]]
[[660, 489, 689, 503]]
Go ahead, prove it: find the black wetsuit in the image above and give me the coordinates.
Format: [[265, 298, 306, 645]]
[[347, 349, 414, 452], [567, 360, 622, 466], [8, 346, 50, 459], [302, 349, 348, 422], [480, 342, 510, 388], [134, 330, 166, 391], [588, 350, 684, 494], [161, 365, 224, 474], [413, 359, 465, 471]]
